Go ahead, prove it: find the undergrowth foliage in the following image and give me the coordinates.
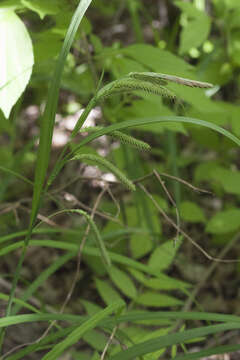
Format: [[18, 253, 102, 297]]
[[1, 0, 240, 359], [80, 126, 151, 151]]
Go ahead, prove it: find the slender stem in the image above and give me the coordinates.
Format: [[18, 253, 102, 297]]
[[0, 64, 97, 357], [167, 131, 181, 207], [46, 96, 97, 190], [127, 0, 144, 43]]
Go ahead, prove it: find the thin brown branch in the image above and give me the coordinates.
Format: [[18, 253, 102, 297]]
[[101, 326, 118, 360], [153, 169, 180, 244], [171, 231, 240, 335], [134, 170, 212, 195], [139, 183, 240, 263], [182, 231, 240, 312]]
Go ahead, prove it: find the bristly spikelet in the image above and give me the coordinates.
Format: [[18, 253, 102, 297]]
[[113, 78, 177, 99], [97, 77, 176, 101], [129, 72, 168, 86], [129, 72, 214, 89], [112, 130, 151, 151], [80, 126, 151, 151], [71, 153, 135, 191], [96, 72, 213, 104]]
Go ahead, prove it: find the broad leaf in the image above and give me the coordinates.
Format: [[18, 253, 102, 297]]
[[21, 0, 59, 19], [211, 167, 240, 195], [175, 1, 211, 54], [0, 1, 22, 10], [130, 233, 153, 259], [206, 209, 240, 234], [121, 44, 219, 112], [0, 9, 34, 118], [135, 292, 182, 307], [129, 268, 191, 291], [95, 278, 122, 305], [180, 201, 206, 223], [148, 239, 181, 271], [108, 266, 137, 299], [83, 329, 106, 351]]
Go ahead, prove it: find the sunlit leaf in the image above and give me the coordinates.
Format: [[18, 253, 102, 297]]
[[175, 1, 211, 54], [0, 9, 34, 118], [21, 0, 59, 19]]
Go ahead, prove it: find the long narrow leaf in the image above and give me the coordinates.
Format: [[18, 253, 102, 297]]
[[1, 310, 240, 330], [0, 227, 149, 245], [108, 323, 240, 360], [42, 300, 125, 360], [0, 294, 39, 314], [30, 0, 93, 227], [0, 314, 86, 328], [0, 240, 171, 277], [113, 310, 240, 324], [75, 116, 240, 153], [0, 165, 33, 185], [6, 325, 79, 360], [173, 344, 240, 360], [3, 0, 94, 326], [12, 252, 75, 315]]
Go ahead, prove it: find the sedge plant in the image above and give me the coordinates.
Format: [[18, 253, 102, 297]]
[[2, 0, 240, 359]]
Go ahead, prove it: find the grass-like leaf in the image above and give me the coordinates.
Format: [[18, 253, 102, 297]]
[[74, 116, 240, 153], [12, 252, 75, 315], [31, 0, 92, 225], [2, 0, 94, 329], [30, 0, 93, 228], [0, 165, 33, 185], [173, 344, 240, 359], [80, 126, 151, 151], [1, 310, 240, 330], [114, 311, 240, 324], [6, 325, 79, 360], [0, 293, 39, 315], [66, 209, 111, 267], [0, 227, 149, 246], [0, 240, 168, 277], [42, 300, 125, 360], [108, 322, 240, 360]]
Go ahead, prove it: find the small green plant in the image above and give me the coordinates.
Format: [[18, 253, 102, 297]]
[[1, 1, 240, 359]]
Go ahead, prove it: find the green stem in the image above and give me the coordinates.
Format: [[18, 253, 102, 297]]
[[127, 0, 144, 43], [167, 131, 181, 207], [0, 0, 93, 352], [46, 96, 97, 190], [0, 96, 97, 352]]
